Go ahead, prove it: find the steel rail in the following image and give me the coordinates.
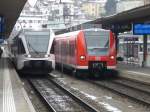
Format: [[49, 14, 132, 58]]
[[88, 78, 150, 105], [48, 76, 99, 112], [111, 78, 150, 94], [29, 77, 99, 112], [116, 76, 150, 91], [28, 78, 57, 112]]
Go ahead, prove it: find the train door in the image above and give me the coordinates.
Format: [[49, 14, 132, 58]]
[[50, 41, 55, 70], [146, 40, 150, 67]]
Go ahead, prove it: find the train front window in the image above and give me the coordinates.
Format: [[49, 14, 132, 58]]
[[25, 31, 50, 53], [84, 29, 109, 56]]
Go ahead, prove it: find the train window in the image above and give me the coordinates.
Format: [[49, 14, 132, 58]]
[[25, 33, 50, 53], [55, 42, 59, 54], [73, 43, 75, 56], [148, 36, 150, 40], [18, 39, 26, 54], [63, 42, 67, 56], [66, 40, 70, 56], [69, 41, 74, 57], [63, 42, 66, 55], [50, 41, 55, 54], [61, 42, 65, 56], [84, 30, 109, 56], [148, 47, 150, 53], [58, 41, 61, 55], [69, 44, 73, 56], [147, 44, 150, 53], [72, 43, 75, 56]]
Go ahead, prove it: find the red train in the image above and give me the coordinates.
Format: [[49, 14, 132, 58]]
[[53, 28, 116, 77]]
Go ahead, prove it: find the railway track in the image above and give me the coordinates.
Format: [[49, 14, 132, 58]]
[[88, 77, 150, 105], [29, 77, 98, 112]]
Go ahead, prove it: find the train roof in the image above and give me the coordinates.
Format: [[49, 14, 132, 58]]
[[24, 29, 52, 32], [55, 28, 110, 38], [83, 28, 110, 32], [55, 30, 81, 38]]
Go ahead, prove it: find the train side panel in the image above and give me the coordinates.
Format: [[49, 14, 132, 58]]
[[54, 35, 77, 70], [54, 29, 117, 77], [76, 32, 88, 69], [107, 32, 116, 69], [69, 37, 76, 67], [10, 29, 54, 75]]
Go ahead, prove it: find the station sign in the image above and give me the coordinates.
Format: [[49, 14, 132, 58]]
[[133, 24, 150, 35]]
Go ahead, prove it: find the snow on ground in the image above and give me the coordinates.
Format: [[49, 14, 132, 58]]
[[52, 73, 150, 112], [71, 86, 122, 112], [70, 86, 97, 100], [80, 91, 97, 100], [71, 87, 79, 90], [99, 102, 122, 112], [104, 96, 112, 100], [59, 79, 67, 84], [69, 83, 123, 112]]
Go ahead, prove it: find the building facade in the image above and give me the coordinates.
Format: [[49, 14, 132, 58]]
[[144, 0, 150, 5], [117, 0, 144, 13], [14, 0, 104, 31], [81, 1, 105, 19]]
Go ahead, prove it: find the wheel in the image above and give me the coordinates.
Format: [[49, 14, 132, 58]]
[[89, 68, 107, 79], [72, 69, 82, 78]]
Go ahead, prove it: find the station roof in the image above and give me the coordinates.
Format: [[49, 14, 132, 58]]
[[0, 0, 27, 38], [56, 4, 150, 34], [94, 4, 150, 25]]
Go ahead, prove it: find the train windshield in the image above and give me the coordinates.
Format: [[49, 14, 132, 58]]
[[25, 31, 50, 53], [84, 29, 109, 56]]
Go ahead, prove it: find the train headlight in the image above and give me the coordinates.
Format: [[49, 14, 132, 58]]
[[24, 54, 31, 58], [45, 54, 50, 58], [110, 56, 115, 59], [80, 55, 86, 60], [27, 54, 31, 58]]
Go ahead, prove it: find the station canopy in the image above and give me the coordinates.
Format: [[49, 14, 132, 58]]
[[0, 0, 27, 38], [56, 4, 150, 34], [94, 4, 150, 25]]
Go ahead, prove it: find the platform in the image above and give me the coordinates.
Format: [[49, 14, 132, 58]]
[[117, 63, 150, 84], [0, 57, 36, 112]]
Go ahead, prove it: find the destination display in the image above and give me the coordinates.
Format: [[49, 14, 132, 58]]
[[133, 24, 150, 35]]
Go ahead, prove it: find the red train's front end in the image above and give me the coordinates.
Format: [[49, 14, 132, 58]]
[[76, 28, 116, 74]]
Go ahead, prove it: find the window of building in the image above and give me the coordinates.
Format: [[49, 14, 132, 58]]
[[29, 20, 32, 23]]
